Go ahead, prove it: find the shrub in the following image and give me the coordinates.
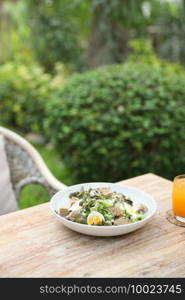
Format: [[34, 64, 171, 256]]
[[0, 62, 64, 133], [45, 62, 185, 183]]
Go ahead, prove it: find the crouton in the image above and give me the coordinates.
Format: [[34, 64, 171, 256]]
[[133, 203, 148, 214], [59, 208, 69, 216], [110, 207, 124, 217], [98, 187, 113, 197]]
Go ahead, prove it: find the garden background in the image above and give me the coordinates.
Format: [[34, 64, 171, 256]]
[[0, 0, 185, 208]]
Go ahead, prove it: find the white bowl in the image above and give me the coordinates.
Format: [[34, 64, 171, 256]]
[[50, 182, 157, 237]]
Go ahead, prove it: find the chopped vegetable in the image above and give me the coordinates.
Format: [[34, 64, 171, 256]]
[[58, 187, 148, 226]]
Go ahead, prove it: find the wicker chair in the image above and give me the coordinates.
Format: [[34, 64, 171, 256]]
[[0, 126, 67, 211]]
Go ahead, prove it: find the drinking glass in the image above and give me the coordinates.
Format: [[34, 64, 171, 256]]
[[172, 175, 185, 223]]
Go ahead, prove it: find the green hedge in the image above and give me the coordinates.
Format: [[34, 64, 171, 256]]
[[46, 62, 185, 182], [0, 62, 54, 132]]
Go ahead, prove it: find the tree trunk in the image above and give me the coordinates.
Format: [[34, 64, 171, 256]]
[[86, 2, 129, 69]]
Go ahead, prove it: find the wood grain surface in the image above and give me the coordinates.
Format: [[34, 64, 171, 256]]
[[0, 173, 184, 278]]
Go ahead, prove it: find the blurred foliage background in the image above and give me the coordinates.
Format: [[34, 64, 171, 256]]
[[0, 0, 185, 208], [1, 0, 185, 69]]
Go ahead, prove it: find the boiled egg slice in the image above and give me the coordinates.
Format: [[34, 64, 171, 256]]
[[87, 212, 105, 225]]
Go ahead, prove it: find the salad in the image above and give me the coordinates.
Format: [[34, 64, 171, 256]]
[[58, 187, 148, 226]]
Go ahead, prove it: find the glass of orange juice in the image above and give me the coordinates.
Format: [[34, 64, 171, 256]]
[[172, 175, 185, 222]]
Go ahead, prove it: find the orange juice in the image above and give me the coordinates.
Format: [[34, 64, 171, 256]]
[[172, 175, 185, 220]]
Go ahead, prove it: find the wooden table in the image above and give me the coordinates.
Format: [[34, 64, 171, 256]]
[[0, 173, 185, 278]]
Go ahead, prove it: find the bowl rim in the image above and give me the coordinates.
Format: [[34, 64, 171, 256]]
[[50, 182, 157, 229]]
